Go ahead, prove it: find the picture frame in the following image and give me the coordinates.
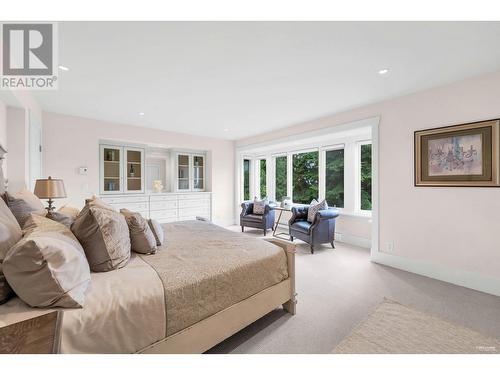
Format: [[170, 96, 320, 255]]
[[414, 119, 500, 187]]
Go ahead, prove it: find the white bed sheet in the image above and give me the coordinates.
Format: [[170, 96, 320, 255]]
[[0, 253, 166, 353]]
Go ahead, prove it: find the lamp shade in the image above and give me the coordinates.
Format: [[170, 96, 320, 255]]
[[34, 176, 67, 199]]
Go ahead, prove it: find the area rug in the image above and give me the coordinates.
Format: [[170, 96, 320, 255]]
[[333, 299, 500, 354]]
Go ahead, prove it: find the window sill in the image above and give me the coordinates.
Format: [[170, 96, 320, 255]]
[[336, 209, 372, 220]]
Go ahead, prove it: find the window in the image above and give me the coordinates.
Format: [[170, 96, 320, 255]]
[[275, 156, 287, 202], [360, 143, 372, 210], [243, 159, 250, 200], [292, 151, 319, 204], [259, 159, 267, 198], [325, 148, 344, 207]]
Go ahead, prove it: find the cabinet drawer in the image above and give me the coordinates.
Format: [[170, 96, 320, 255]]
[[178, 199, 210, 208], [178, 193, 211, 200], [150, 210, 177, 220], [101, 196, 149, 204], [178, 207, 209, 217], [109, 202, 149, 212], [150, 201, 177, 211], [150, 195, 177, 202]]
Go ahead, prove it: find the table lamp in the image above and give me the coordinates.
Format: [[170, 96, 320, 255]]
[[34, 176, 67, 219]]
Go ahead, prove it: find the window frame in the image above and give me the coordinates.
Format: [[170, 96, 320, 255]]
[[356, 140, 372, 215], [320, 143, 345, 209], [272, 153, 289, 202], [290, 148, 320, 205], [241, 157, 253, 201]]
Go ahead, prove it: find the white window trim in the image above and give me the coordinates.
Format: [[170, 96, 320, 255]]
[[235, 117, 376, 220]]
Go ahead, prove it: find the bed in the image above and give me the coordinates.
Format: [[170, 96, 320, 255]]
[[0, 150, 296, 353]]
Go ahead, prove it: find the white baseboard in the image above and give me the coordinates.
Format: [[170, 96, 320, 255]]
[[336, 232, 371, 249], [372, 250, 500, 298]]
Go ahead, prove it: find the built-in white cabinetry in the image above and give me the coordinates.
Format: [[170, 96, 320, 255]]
[[100, 145, 145, 195], [173, 152, 205, 192], [100, 192, 212, 223]]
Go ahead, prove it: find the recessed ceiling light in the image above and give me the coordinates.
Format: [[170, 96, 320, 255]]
[[223, 128, 229, 132], [58, 65, 69, 71], [138, 112, 145, 116], [378, 68, 389, 75]]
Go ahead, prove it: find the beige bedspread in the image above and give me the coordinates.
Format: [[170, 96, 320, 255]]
[[140, 220, 288, 336]]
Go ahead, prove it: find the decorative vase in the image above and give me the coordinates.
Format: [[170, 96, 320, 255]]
[[153, 180, 163, 193]]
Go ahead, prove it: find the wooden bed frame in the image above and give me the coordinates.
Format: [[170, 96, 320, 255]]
[[0, 151, 296, 354], [139, 238, 296, 354]]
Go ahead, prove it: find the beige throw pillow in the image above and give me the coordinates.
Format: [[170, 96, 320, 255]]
[[307, 199, 328, 223], [2, 189, 46, 227], [71, 202, 131, 272], [0, 199, 22, 261], [2, 215, 91, 308], [253, 197, 269, 215], [120, 209, 157, 254], [148, 219, 164, 247]]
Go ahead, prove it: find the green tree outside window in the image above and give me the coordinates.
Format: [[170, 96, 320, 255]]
[[325, 149, 344, 207], [360, 144, 372, 210], [275, 156, 287, 202], [292, 152, 319, 204]]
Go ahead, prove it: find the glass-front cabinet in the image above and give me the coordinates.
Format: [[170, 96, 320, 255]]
[[174, 152, 205, 192], [100, 144, 145, 194]]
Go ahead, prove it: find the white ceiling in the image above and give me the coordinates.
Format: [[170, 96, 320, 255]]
[[4, 22, 500, 140]]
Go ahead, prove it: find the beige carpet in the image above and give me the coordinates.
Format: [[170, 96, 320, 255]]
[[333, 299, 500, 354]]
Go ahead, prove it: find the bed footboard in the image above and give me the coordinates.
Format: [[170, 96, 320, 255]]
[[139, 237, 297, 354], [263, 238, 297, 315]]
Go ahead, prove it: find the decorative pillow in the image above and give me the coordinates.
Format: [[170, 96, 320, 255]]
[[85, 196, 116, 211], [2, 189, 46, 227], [253, 197, 269, 215], [58, 205, 81, 219], [148, 219, 165, 247], [0, 199, 22, 261], [2, 215, 91, 308], [71, 201, 131, 272], [307, 199, 328, 223], [49, 212, 75, 227], [120, 209, 157, 254], [0, 263, 15, 305]]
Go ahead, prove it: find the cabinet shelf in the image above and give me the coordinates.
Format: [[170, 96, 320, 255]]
[[101, 145, 145, 194]]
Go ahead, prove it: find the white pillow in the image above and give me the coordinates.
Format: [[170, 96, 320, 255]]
[[0, 199, 22, 261]]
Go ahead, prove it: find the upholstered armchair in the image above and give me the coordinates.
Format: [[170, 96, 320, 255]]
[[240, 201, 275, 236], [288, 205, 340, 253]]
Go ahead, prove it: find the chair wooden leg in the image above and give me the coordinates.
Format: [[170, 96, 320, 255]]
[[241, 226, 244, 232], [290, 236, 294, 242], [263, 229, 267, 236], [310, 245, 314, 254], [330, 241, 335, 249]]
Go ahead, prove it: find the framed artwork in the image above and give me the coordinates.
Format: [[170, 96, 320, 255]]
[[414, 119, 500, 187]]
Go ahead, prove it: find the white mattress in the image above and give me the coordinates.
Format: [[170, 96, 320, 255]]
[[0, 254, 166, 354]]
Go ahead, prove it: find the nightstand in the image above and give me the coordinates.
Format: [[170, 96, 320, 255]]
[[0, 311, 62, 354]]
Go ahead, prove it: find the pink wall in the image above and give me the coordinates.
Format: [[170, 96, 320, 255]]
[[42, 112, 235, 225], [238, 70, 500, 282]]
